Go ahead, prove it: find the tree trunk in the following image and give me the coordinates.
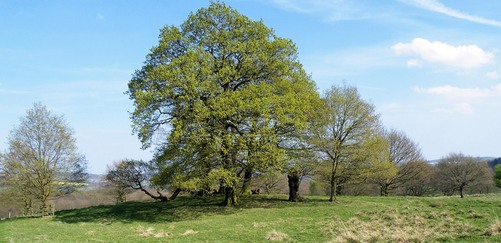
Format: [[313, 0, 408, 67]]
[[459, 185, 464, 198], [222, 186, 237, 206], [288, 172, 301, 202], [329, 175, 337, 202], [169, 188, 182, 200], [380, 183, 389, 197], [241, 168, 253, 195]]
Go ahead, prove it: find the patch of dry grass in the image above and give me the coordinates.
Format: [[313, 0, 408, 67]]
[[485, 220, 501, 236], [322, 207, 480, 242], [181, 229, 198, 236], [136, 225, 170, 238], [266, 230, 289, 241]]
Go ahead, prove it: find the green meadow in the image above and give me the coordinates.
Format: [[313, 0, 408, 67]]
[[1, 194, 500, 242]]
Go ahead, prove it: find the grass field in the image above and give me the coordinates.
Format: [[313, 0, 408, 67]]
[[1, 194, 500, 242]]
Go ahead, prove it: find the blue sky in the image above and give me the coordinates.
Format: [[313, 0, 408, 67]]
[[2, 0, 501, 174]]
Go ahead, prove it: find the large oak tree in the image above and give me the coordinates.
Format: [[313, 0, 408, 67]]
[[128, 2, 319, 205]]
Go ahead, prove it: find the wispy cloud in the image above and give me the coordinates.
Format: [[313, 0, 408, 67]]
[[392, 38, 494, 68], [269, 0, 380, 21], [401, 0, 501, 28], [415, 84, 501, 114]]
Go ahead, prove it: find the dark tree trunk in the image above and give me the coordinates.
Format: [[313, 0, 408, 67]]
[[241, 168, 253, 195], [288, 172, 301, 202], [169, 188, 182, 200], [222, 186, 237, 206], [380, 183, 389, 197], [459, 185, 464, 198], [329, 175, 337, 202]]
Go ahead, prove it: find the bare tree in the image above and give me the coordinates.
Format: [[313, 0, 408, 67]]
[[106, 159, 175, 202], [432, 153, 494, 198], [400, 160, 434, 196], [1, 103, 86, 216], [373, 128, 425, 196]]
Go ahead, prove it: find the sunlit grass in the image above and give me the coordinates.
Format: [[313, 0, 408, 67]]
[[1, 194, 500, 242]]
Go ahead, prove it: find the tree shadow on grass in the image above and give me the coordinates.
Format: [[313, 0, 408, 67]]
[[55, 196, 235, 224], [55, 194, 333, 224]]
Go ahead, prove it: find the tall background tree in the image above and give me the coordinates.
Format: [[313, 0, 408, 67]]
[[372, 128, 425, 196], [312, 84, 381, 202], [1, 103, 86, 216], [432, 153, 493, 198], [127, 2, 319, 206]]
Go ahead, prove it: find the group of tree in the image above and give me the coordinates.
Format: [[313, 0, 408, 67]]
[[0, 103, 87, 216], [119, 2, 499, 205], [2, 2, 499, 215]]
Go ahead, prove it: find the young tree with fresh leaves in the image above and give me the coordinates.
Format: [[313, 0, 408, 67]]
[[1, 103, 86, 216], [432, 153, 493, 198], [127, 2, 319, 206], [311, 84, 381, 202]]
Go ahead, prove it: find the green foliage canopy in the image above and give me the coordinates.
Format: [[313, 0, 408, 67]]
[[127, 2, 319, 205]]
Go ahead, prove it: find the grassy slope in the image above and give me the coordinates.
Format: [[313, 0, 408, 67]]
[[1, 194, 500, 242]]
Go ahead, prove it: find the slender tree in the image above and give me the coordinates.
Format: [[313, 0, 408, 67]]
[[1, 103, 86, 216], [127, 2, 319, 206], [312, 84, 381, 202]]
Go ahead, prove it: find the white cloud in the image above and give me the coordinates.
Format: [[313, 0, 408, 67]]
[[415, 84, 501, 114], [392, 38, 494, 68], [486, 71, 499, 79], [401, 0, 501, 28]]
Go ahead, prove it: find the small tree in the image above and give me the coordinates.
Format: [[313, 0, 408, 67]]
[[432, 153, 493, 198], [106, 159, 170, 202], [1, 103, 86, 216]]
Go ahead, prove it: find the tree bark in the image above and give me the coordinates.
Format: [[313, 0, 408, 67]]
[[222, 186, 237, 206], [241, 168, 253, 195], [288, 172, 301, 202], [329, 174, 337, 202], [169, 188, 182, 200]]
